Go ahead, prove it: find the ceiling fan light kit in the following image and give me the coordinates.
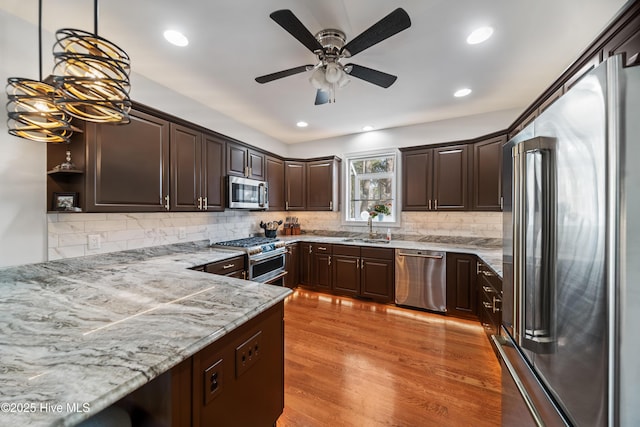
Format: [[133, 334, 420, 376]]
[[255, 8, 411, 105], [52, 0, 131, 124]]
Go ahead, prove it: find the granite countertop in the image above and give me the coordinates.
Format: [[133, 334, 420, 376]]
[[0, 236, 502, 426], [0, 242, 291, 427], [278, 235, 503, 278]]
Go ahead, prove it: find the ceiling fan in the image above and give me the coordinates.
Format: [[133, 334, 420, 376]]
[[255, 8, 411, 105]]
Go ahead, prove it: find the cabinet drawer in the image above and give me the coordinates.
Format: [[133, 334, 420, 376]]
[[332, 244, 360, 257], [360, 246, 394, 260], [477, 261, 502, 292], [205, 255, 246, 275]]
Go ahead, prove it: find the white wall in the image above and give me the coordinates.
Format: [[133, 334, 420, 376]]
[[0, 11, 49, 267], [286, 108, 520, 159]]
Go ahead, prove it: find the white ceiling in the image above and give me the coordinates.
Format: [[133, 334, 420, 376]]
[[1, 0, 629, 144]]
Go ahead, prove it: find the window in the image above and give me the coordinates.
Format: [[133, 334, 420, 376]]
[[344, 150, 399, 225]]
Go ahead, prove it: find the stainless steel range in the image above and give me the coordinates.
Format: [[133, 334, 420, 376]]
[[211, 237, 287, 285]]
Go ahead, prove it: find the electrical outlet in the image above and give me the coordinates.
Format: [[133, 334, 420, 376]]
[[203, 359, 223, 405], [235, 331, 262, 378], [88, 234, 101, 250], [178, 227, 186, 239]]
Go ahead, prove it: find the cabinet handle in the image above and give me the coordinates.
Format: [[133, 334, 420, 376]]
[[203, 197, 208, 210], [223, 263, 235, 269], [244, 166, 249, 177], [500, 196, 504, 211], [286, 201, 289, 210], [483, 301, 492, 309], [197, 197, 203, 210], [492, 296, 501, 313], [482, 285, 494, 293], [242, 271, 246, 280], [434, 199, 438, 210], [329, 201, 333, 210], [164, 195, 170, 211], [361, 259, 364, 270], [317, 246, 327, 251], [428, 199, 432, 210], [356, 259, 359, 269], [309, 245, 312, 254], [328, 256, 331, 266]]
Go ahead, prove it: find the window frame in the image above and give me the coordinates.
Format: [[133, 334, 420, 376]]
[[342, 149, 402, 228]]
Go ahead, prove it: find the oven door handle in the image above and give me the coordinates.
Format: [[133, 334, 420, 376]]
[[264, 270, 288, 284], [249, 248, 286, 265]]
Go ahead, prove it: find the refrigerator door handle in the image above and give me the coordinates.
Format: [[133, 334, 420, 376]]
[[513, 137, 557, 354]]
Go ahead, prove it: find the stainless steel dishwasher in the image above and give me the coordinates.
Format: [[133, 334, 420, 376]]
[[395, 249, 446, 312]]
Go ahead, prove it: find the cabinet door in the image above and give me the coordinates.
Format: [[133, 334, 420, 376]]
[[87, 109, 169, 211], [226, 142, 247, 177], [170, 123, 201, 211], [285, 161, 306, 210], [284, 243, 299, 288], [313, 250, 332, 291], [332, 255, 360, 296], [433, 144, 468, 211], [300, 243, 313, 286], [472, 136, 505, 211], [202, 133, 225, 211], [306, 160, 335, 211], [266, 156, 285, 211], [361, 257, 394, 303], [446, 253, 478, 319], [402, 149, 432, 211], [247, 149, 265, 180]]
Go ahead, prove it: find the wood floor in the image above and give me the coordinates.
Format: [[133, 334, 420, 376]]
[[277, 290, 501, 427]]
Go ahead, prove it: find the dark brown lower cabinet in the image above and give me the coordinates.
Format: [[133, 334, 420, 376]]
[[284, 243, 299, 288], [477, 261, 502, 340], [88, 302, 284, 426], [332, 245, 394, 303], [312, 244, 332, 291], [446, 253, 478, 319], [193, 301, 284, 426]]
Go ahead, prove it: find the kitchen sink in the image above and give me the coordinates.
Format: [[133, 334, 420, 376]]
[[342, 238, 390, 244]]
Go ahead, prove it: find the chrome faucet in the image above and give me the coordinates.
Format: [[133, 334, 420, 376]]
[[367, 216, 377, 239]]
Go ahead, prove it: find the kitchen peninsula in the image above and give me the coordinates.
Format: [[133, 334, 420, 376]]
[[0, 242, 291, 426]]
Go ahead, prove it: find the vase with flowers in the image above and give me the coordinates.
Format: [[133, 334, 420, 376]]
[[371, 203, 391, 221]]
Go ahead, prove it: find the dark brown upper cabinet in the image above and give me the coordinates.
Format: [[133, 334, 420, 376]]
[[226, 141, 265, 180], [284, 161, 306, 211], [85, 109, 170, 212], [170, 124, 225, 212], [471, 135, 505, 211], [402, 148, 433, 211], [402, 145, 468, 211], [306, 158, 340, 211], [265, 156, 285, 211]]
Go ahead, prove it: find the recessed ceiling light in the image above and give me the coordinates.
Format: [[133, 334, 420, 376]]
[[454, 88, 472, 97], [362, 125, 374, 131], [466, 26, 493, 45], [296, 121, 308, 128], [164, 30, 189, 47]]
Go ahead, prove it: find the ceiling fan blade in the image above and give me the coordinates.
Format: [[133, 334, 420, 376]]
[[255, 65, 314, 83], [315, 89, 330, 105], [270, 9, 324, 53], [341, 8, 411, 57], [345, 64, 397, 88]]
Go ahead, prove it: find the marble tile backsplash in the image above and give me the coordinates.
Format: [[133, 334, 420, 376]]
[[47, 210, 502, 261]]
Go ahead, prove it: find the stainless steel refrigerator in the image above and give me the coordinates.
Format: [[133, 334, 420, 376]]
[[496, 54, 640, 426]]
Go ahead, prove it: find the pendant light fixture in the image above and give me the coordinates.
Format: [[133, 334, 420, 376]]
[[52, 0, 131, 124], [6, 0, 74, 143]]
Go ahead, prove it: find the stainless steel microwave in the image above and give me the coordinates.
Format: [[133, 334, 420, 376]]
[[227, 176, 268, 209]]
